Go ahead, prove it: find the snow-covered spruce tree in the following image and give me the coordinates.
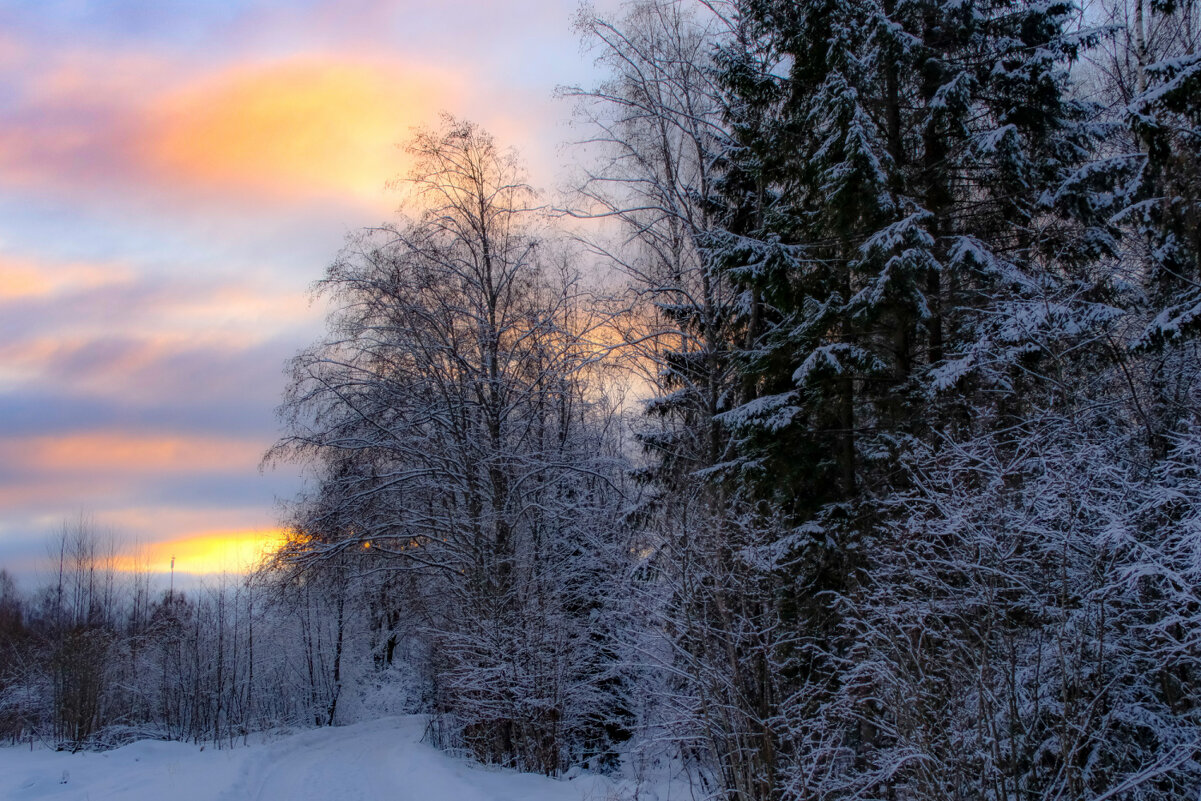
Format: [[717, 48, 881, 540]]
[[714, 0, 1113, 525], [706, 3, 912, 794], [568, 4, 792, 797], [704, 0, 1125, 796], [1114, 0, 1201, 443], [270, 117, 634, 774]]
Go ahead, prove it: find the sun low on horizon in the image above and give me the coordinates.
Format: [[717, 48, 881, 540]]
[[118, 529, 291, 577], [0, 0, 607, 586]]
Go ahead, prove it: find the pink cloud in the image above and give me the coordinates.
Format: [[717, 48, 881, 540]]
[[2, 430, 268, 476]]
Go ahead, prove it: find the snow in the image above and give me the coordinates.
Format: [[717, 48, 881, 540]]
[[0, 717, 623, 801]]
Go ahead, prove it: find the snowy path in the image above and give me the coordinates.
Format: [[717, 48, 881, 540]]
[[0, 717, 621, 801]]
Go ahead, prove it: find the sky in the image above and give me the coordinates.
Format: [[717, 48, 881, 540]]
[[0, 0, 610, 587]]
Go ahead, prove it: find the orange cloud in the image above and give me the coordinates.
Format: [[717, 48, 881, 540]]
[[119, 528, 288, 575], [0, 40, 555, 212], [145, 58, 462, 202], [6, 431, 266, 475], [0, 251, 314, 343], [154, 283, 318, 335], [0, 256, 132, 302]]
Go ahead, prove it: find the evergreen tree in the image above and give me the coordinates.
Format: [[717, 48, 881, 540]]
[[708, 0, 1118, 795]]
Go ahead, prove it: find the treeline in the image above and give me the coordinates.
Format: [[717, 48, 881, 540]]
[[0, 521, 416, 750]]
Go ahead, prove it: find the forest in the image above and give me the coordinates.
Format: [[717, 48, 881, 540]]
[[2, 0, 1200, 798]]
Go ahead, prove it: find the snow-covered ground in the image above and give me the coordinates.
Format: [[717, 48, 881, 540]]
[[0, 717, 629, 801]]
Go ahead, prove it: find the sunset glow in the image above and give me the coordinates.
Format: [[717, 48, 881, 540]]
[[120, 529, 289, 576], [147, 59, 460, 201]]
